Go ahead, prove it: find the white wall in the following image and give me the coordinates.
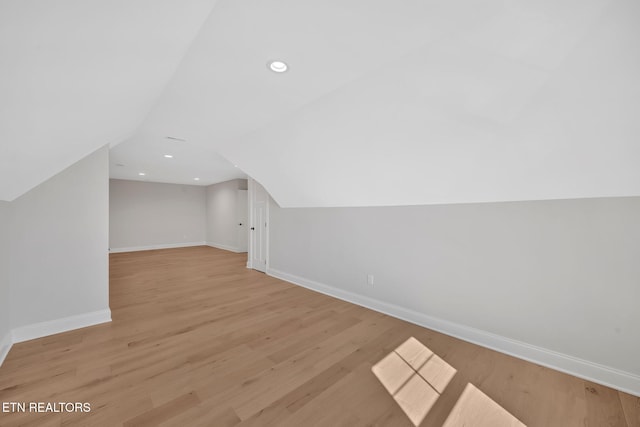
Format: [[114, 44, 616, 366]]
[[0, 201, 11, 358], [218, 1, 640, 209], [268, 196, 640, 394], [10, 146, 111, 335], [109, 179, 207, 251], [206, 179, 247, 252]]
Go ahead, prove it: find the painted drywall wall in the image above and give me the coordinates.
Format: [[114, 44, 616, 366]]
[[205, 179, 248, 252], [268, 196, 640, 392], [10, 146, 110, 331], [109, 179, 207, 251], [0, 201, 11, 356]]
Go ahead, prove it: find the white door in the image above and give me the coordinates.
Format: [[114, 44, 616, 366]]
[[251, 200, 267, 272], [237, 190, 248, 252]]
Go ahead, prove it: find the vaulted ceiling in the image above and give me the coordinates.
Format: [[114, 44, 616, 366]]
[[2, 0, 639, 206]]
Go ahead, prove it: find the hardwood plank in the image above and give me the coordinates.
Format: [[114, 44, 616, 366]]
[[123, 391, 201, 426], [584, 381, 628, 427], [159, 403, 240, 427], [0, 246, 635, 426], [620, 392, 640, 427]]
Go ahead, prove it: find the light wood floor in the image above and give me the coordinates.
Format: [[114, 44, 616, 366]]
[[0, 246, 638, 426]]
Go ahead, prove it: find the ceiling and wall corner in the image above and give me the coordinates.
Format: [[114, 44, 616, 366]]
[[108, 134, 247, 187]]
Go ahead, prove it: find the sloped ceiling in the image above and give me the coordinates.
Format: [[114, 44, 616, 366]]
[[0, 0, 219, 201], [2, 0, 639, 206]]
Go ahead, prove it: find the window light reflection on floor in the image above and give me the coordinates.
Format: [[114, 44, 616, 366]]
[[372, 337, 457, 426], [372, 336, 527, 427], [443, 383, 526, 427]]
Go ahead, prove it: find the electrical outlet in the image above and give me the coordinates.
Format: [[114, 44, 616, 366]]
[[367, 274, 374, 286]]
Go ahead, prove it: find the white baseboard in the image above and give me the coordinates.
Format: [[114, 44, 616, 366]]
[[267, 268, 640, 397], [0, 331, 12, 366], [109, 242, 206, 253], [12, 309, 112, 344], [206, 241, 245, 253]]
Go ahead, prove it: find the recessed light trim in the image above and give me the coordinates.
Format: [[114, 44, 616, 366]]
[[194, 177, 200, 181], [163, 154, 173, 158], [268, 60, 288, 73], [138, 172, 146, 176]]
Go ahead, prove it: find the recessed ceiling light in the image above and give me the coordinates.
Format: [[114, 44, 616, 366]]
[[234, 165, 238, 168], [268, 60, 288, 73], [194, 177, 200, 181], [138, 172, 146, 176], [163, 154, 173, 158]]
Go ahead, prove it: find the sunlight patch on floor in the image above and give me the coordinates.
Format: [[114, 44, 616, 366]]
[[372, 336, 527, 426], [443, 383, 526, 427], [372, 337, 457, 426]]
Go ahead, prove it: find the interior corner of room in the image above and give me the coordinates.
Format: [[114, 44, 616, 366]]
[[108, 177, 249, 255]]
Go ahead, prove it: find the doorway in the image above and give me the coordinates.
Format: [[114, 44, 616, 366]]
[[249, 179, 268, 272], [237, 189, 248, 252]]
